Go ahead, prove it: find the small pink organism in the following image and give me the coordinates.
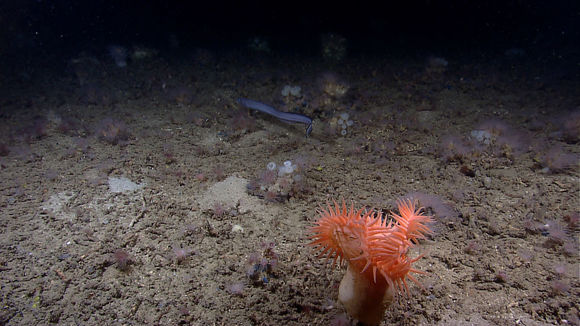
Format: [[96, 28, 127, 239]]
[[172, 246, 193, 264], [112, 249, 132, 271]]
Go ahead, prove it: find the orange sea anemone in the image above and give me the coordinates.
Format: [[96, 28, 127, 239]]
[[310, 199, 433, 325]]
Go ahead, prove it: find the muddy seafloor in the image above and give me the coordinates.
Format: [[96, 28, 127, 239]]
[[0, 52, 578, 326]]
